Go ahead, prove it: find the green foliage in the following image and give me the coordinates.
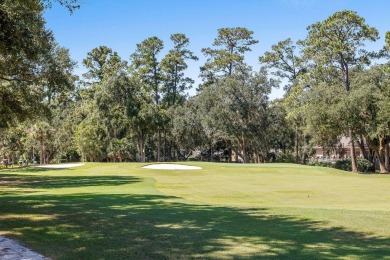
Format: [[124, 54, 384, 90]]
[[160, 33, 198, 107], [303, 10, 378, 92], [200, 27, 258, 87], [130, 36, 164, 105], [357, 158, 374, 173], [259, 38, 306, 92], [330, 159, 373, 173], [171, 100, 207, 155], [73, 116, 105, 161], [4, 7, 390, 169], [334, 160, 354, 172], [310, 161, 334, 168], [42, 0, 80, 13], [196, 65, 275, 162], [0, 1, 77, 128], [82, 46, 119, 81], [275, 152, 295, 163]]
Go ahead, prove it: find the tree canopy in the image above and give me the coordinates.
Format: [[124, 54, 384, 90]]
[[2, 7, 390, 173]]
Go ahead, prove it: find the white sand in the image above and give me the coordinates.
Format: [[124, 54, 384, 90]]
[[36, 163, 85, 169], [0, 236, 48, 260], [142, 164, 202, 170]]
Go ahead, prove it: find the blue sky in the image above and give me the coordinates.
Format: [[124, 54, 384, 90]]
[[44, 0, 390, 99]]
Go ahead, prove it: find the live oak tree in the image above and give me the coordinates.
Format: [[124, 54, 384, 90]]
[[197, 65, 274, 163], [42, 0, 80, 12], [353, 65, 390, 173], [43, 45, 77, 105], [302, 10, 379, 172], [0, 0, 50, 127], [0, 0, 79, 128], [171, 99, 207, 159]]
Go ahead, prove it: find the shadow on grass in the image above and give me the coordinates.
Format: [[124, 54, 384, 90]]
[[0, 175, 140, 190], [0, 166, 69, 173], [0, 178, 389, 259]]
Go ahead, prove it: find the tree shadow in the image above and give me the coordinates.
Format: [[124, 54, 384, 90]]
[[0, 166, 69, 173], [0, 191, 389, 259], [0, 175, 140, 190]]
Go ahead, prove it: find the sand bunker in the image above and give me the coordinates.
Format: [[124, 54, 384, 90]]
[[143, 164, 202, 170], [36, 163, 85, 169], [0, 236, 47, 260]]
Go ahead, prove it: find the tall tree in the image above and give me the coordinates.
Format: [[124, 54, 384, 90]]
[[130, 36, 164, 161], [302, 10, 378, 172], [197, 65, 274, 163], [82, 46, 120, 82], [353, 65, 390, 173], [130, 37, 164, 105], [259, 38, 306, 92], [260, 38, 307, 163], [161, 33, 198, 107], [200, 27, 258, 87]]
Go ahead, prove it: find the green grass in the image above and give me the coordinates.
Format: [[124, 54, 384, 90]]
[[0, 162, 389, 259]]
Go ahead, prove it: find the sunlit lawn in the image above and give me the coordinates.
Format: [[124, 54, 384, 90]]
[[0, 162, 389, 259]]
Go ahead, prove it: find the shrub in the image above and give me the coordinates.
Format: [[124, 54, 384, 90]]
[[275, 152, 296, 163], [334, 160, 352, 172], [310, 161, 334, 168], [357, 158, 374, 173], [334, 158, 373, 173]]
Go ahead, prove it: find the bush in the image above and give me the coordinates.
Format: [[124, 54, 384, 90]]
[[357, 158, 374, 173], [275, 152, 296, 163], [334, 160, 352, 172], [310, 161, 334, 168], [334, 158, 373, 173], [187, 157, 200, 162]]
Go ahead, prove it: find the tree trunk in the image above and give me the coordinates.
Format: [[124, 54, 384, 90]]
[[40, 136, 45, 165], [385, 143, 390, 172], [357, 135, 368, 160], [350, 137, 358, 173], [366, 136, 388, 173], [210, 145, 214, 162], [377, 150, 387, 173], [301, 153, 307, 165], [157, 128, 161, 162], [242, 137, 248, 163], [140, 140, 145, 162], [163, 130, 167, 162], [295, 126, 299, 163], [138, 133, 146, 163]]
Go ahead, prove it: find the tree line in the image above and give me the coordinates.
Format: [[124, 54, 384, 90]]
[[1, 1, 390, 172]]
